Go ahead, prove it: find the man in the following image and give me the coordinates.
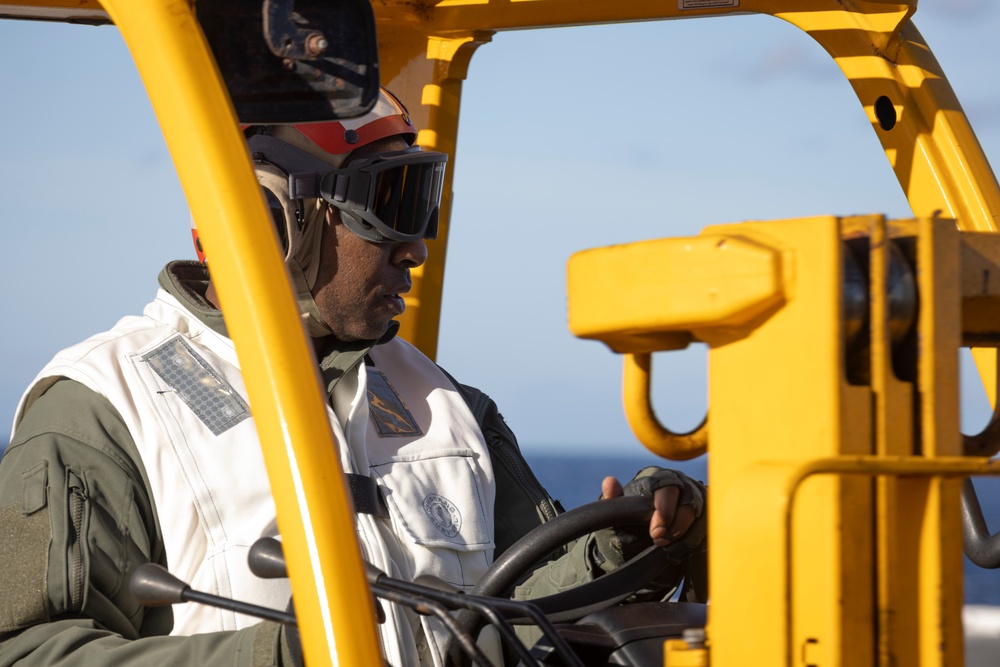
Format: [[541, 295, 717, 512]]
[[0, 89, 705, 666]]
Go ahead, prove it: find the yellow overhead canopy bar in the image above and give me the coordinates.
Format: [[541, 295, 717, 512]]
[[363, 0, 1000, 358]]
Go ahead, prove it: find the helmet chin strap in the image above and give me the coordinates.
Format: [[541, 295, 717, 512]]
[[285, 260, 336, 338]]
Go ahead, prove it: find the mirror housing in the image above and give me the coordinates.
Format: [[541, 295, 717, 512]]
[[198, 0, 380, 123]]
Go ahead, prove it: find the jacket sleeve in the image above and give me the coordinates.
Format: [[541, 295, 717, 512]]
[[450, 378, 699, 602], [0, 379, 294, 666]]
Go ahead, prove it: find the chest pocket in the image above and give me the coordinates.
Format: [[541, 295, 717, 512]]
[[371, 449, 493, 551]]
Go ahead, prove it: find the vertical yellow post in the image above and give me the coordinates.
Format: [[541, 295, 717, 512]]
[[704, 217, 874, 667], [99, 2, 383, 664], [866, 217, 920, 667], [914, 218, 964, 665], [379, 29, 493, 358], [861, 217, 964, 666]]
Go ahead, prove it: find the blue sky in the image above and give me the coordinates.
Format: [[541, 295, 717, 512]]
[[1, 3, 999, 457]]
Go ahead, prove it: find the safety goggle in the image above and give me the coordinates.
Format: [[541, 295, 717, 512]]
[[317, 148, 447, 244]]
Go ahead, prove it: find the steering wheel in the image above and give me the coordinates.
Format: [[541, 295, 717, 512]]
[[447, 496, 693, 666]]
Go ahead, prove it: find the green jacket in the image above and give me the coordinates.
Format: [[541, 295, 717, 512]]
[[0, 263, 604, 666]]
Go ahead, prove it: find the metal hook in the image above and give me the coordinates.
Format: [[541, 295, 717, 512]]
[[623, 352, 707, 461]]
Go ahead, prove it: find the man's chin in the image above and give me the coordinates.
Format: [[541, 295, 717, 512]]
[[333, 319, 397, 344]]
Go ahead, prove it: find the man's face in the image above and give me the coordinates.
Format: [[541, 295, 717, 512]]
[[310, 205, 428, 341]]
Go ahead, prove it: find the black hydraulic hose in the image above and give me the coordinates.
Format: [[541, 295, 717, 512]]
[[370, 565, 581, 667], [962, 478, 1000, 569], [473, 597, 583, 667], [370, 583, 494, 667], [377, 576, 542, 667]]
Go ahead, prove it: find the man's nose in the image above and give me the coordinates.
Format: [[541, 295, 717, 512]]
[[393, 239, 428, 268]]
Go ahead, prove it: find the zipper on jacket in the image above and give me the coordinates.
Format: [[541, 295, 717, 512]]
[[68, 471, 87, 611], [436, 366, 562, 522], [489, 434, 559, 522]]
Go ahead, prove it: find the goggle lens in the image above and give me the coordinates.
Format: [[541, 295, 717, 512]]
[[370, 159, 445, 240], [319, 149, 447, 243]]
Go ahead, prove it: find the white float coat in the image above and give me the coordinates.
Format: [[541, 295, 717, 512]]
[[14, 288, 496, 666]]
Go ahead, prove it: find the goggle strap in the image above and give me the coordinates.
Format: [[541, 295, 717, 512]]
[[247, 135, 446, 243], [289, 172, 322, 199], [247, 134, 331, 199], [330, 173, 352, 203]]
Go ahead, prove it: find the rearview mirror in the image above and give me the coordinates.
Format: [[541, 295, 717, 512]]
[[198, 0, 380, 123]]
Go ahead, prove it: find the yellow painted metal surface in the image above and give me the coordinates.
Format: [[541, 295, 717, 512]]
[[698, 217, 874, 667], [664, 637, 709, 667], [567, 215, 991, 664], [720, 454, 1000, 667], [565, 233, 787, 460], [374, 0, 1000, 371], [570, 216, 867, 663], [94, 2, 382, 665], [381, 31, 492, 357], [9, 0, 1000, 665], [567, 235, 785, 354], [0, 0, 106, 19], [368, 6, 1000, 657]]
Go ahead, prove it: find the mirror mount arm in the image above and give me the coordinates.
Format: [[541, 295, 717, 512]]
[[263, 0, 328, 61]]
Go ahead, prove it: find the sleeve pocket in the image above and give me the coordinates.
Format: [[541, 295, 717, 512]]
[[21, 461, 48, 514]]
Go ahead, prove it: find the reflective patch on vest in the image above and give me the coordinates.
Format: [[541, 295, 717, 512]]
[[142, 336, 250, 436], [422, 494, 461, 537], [366, 368, 422, 437]]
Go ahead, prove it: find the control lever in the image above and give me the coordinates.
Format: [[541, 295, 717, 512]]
[[248, 536, 288, 579], [129, 563, 297, 625], [249, 538, 491, 665], [247, 538, 581, 667], [249, 537, 386, 623]]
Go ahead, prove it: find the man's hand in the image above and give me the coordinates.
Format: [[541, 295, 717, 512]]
[[601, 474, 697, 547], [590, 467, 706, 574]]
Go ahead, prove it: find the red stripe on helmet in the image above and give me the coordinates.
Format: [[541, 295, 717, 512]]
[[294, 114, 416, 156], [192, 229, 207, 264]]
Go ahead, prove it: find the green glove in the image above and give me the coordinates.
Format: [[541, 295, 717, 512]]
[[590, 466, 707, 574]]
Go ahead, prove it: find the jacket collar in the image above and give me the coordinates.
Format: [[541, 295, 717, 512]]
[[158, 260, 399, 396]]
